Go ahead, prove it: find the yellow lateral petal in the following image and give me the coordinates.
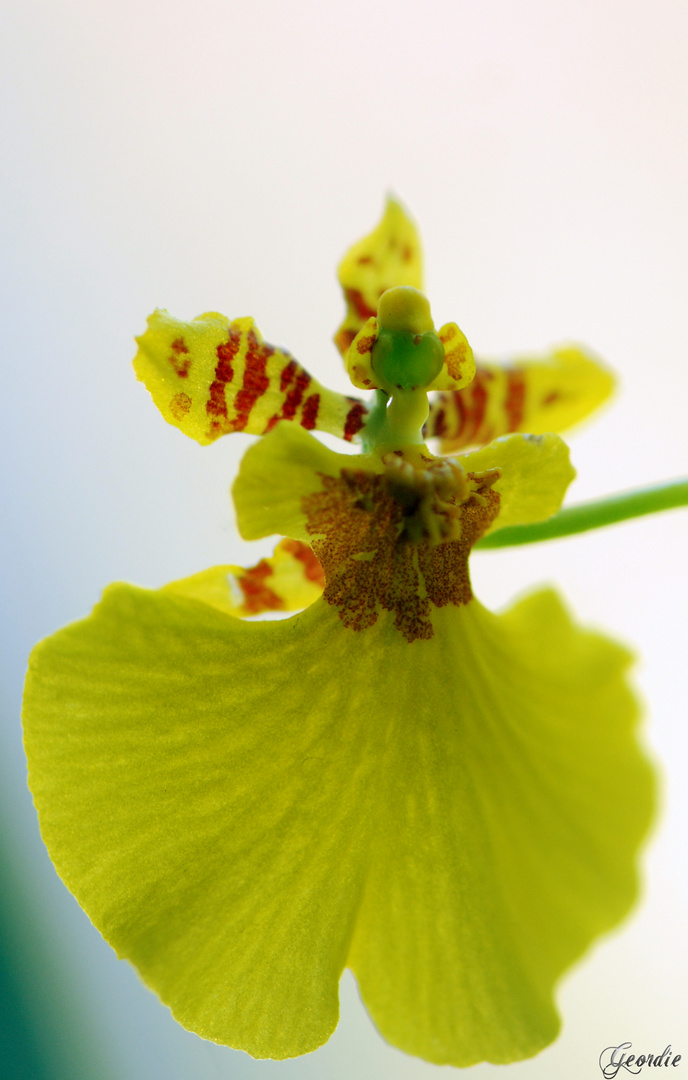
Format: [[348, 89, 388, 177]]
[[134, 310, 367, 445], [425, 346, 615, 449], [232, 421, 382, 543], [335, 197, 423, 357], [163, 539, 324, 618], [457, 432, 576, 531]]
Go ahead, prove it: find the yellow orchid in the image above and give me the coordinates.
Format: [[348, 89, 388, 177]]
[[23, 199, 656, 1068]]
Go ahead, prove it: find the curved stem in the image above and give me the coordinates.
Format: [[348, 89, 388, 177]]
[[475, 478, 688, 550]]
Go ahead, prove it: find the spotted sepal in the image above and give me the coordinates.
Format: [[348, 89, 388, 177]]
[[134, 310, 367, 445], [335, 197, 423, 358], [163, 539, 325, 618], [425, 345, 615, 450]]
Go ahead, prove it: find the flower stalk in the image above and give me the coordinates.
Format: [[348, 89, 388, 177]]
[[475, 477, 688, 549]]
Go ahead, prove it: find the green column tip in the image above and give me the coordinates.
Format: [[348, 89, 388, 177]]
[[373, 288, 444, 392]]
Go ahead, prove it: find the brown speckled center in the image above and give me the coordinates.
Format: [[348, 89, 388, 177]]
[[302, 462, 500, 642]]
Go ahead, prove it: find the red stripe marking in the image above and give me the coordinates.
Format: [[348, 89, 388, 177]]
[[231, 331, 272, 432], [454, 387, 468, 442], [504, 369, 527, 431], [237, 561, 284, 614], [334, 328, 357, 356], [281, 370, 311, 421], [301, 393, 320, 429], [169, 337, 191, 378], [207, 328, 241, 420], [433, 406, 446, 438], [264, 366, 312, 433], [343, 400, 366, 441], [280, 359, 297, 392], [468, 373, 489, 443], [281, 538, 326, 587], [345, 287, 377, 321]]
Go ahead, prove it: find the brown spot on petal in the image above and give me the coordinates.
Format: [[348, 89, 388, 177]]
[[356, 334, 376, 355], [169, 392, 192, 420], [302, 460, 500, 642], [444, 340, 468, 381]]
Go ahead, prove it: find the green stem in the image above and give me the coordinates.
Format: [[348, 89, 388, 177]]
[[475, 478, 688, 550], [361, 387, 429, 453]]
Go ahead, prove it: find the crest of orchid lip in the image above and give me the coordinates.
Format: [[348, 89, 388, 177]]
[[23, 199, 654, 1067]]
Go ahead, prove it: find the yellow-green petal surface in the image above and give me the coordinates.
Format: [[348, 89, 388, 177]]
[[23, 586, 653, 1064], [233, 423, 575, 545], [233, 422, 383, 543], [458, 432, 576, 531]]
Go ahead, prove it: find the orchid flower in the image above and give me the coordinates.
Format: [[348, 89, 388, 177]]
[[25, 198, 676, 1068]]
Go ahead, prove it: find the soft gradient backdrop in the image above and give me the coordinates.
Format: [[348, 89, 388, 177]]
[[2, 1, 687, 1077]]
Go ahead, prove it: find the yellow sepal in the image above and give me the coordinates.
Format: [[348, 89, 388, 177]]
[[335, 197, 423, 357]]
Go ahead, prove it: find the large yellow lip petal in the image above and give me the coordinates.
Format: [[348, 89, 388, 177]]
[[27, 194, 649, 1075], [23, 584, 654, 1065]]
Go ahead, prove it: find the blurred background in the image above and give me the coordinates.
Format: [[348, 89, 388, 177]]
[[1, 0, 687, 1076]]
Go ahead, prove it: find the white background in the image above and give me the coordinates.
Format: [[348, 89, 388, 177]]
[[1, 1, 687, 1077]]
